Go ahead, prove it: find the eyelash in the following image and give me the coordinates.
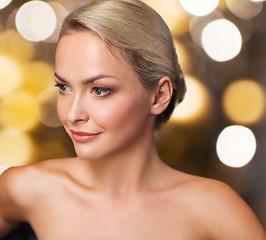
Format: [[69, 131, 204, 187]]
[[55, 83, 112, 98], [55, 83, 70, 93], [91, 87, 112, 97]]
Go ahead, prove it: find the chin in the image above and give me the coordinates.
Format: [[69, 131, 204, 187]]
[[77, 154, 99, 161], [74, 146, 108, 161], [75, 149, 99, 161]]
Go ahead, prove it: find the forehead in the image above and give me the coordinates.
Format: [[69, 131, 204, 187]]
[[55, 31, 137, 82]]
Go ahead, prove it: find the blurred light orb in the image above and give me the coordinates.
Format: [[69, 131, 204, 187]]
[[226, 0, 263, 19], [0, 55, 22, 97], [216, 125, 256, 168], [45, 2, 68, 43], [189, 11, 224, 47], [202, 19, 242, 62], [0, 128, 33, 166], [15, 1, 57, 42], [35, 87, 62, 128], [20, 61, 54, 96], [171, 76, 210, 123], [142, 0, 189, 35], [0, 30, 34, 63], [179, 0, 219, 16], [222, 79, 265, 124], [0, 92, 39, 131], [0, 0, 12, 10]]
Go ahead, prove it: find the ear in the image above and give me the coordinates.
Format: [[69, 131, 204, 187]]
[[150, 76, 173, 115]]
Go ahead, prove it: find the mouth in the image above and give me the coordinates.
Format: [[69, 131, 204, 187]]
[[70, 130, 101, 143]]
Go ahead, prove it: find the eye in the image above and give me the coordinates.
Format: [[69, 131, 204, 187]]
[[91, 87, 111, 97], [55, 83, 71, 93]]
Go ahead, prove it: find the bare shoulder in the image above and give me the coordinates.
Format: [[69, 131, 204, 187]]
[[0, 158, 72, 214], [0, 165, 38, 224], [0, 165, 36, 208], [174, 172, 265, 239]]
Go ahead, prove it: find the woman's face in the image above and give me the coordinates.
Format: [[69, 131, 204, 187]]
[[55, 31, 155, 160]]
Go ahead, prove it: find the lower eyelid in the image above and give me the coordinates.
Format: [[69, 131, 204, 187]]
[[92, 87, 111, 95]]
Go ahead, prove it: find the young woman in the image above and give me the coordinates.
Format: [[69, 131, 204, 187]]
[[0, 0, 265, 239]]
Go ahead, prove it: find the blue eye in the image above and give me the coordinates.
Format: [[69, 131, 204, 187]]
[[92, 87, 111, 97], [55, 83, 71, 93]]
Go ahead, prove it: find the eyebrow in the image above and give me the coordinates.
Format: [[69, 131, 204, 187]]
[[54, 72, 119, 85]]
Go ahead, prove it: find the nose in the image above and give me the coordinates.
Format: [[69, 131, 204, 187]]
[[67, 93, 88, 123]]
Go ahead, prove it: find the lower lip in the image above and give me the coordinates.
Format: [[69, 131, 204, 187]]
[[71, 132, 100, 143]]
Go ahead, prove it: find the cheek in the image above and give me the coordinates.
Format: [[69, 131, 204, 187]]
[[94, 96, 149, 130]]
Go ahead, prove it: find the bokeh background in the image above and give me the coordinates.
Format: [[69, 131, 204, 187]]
[[0, 0, 265, 228]]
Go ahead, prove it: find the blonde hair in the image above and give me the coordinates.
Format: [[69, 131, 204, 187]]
[[60, 0, 186, 128]]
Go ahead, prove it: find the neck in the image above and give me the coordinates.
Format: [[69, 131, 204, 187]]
[[75, 134, 168, 197]]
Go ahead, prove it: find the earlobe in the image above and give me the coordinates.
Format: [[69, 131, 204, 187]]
[[150, 76, 173, 115]]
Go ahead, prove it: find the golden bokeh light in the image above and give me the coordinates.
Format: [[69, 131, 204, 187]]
[[225, 0, 263, 19], [35, 87, 62, 128], [216, 125, 256, 168], [0, 30, 34, 63], [0, 92, 39, 131], [20, 61, 54, 96], [0, 128, 33, 166], [201, 19, 242, 62], [15, 1, 57, 42], [222, 79, 265, 125], [179, 0, 219, 16], [171, 75, 211, 123], [0, 55, 22, 97], [142, 0, 190, 36]]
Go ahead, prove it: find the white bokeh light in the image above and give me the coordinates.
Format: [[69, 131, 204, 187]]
[[15, 1, 57, 42], [201, 19, 242, 62], [189, 11, 224, 47], [216, 125, 256, 168], [179, 0, 219, 16], [0, 0, 12, 10]]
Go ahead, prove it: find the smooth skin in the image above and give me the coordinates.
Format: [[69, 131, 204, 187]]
[[0, 31, 265, 240]]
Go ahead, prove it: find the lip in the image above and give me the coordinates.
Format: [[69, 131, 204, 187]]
[[70, 130, 101, 143]]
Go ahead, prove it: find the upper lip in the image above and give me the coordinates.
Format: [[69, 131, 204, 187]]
[[70, 130, 100, 136]]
